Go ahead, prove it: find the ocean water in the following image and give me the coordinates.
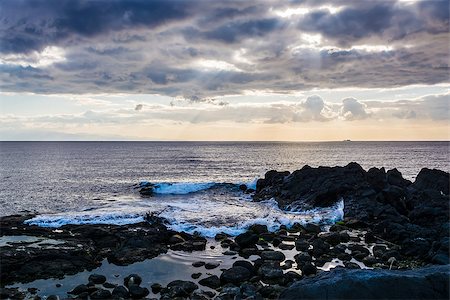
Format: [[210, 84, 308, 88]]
[[0, 141, 448, 237]]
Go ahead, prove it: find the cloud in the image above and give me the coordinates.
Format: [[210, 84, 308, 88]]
[[0, 0, 448, 97], [1, 93, 448, 131], [297, 1, 449, 46], [365, 93, 450, 121], [341, 98, 370, 120], [0, 0, 193, 54]]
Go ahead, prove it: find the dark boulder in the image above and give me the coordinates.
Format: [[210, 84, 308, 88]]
[[367, 167, 387, 191], [220, 266, 252, 285], [232, 260, 255, 275], [258, 262, 284, 280], [88, 274, 106, 284], [235, 231, 258, 248], [260, 250, 286, 261], [198, 275, 221, 289], [413, 168, 449, 195], [248, 224, 268, 234], [128, 285, 149, 299], [166, 280, 198, 294], [204, 261, 220, 269], [386, 168, 411, 188], [301, 262, 317, 276], [112, 286, 129, 299], [280, 265, 450, 299]]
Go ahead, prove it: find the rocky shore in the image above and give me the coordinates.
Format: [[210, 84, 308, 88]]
[[1, 163, 449, 299]]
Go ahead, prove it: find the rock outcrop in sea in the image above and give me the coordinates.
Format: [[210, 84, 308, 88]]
[[253, 162, 449, 265]]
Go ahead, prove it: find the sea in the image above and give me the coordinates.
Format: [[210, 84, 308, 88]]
[[0, 141, 448, 237]]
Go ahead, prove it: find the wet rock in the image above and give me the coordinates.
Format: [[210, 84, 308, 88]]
[[280, 265, 450, 299], [248, 224, 268, 234], [278, 242, 295, 250], [362, 256, 379, 266], [112, 286, 129, 299], [139, 186, 154, 196], [220, 266, 252, 285], [412, 168, 449, 194], [124, 274, 142, 288], [103, 282, 116, 289], [367, 167, 387, 191], [167, 280, 198, 295], [259, 285, 285, 299], [232, 260, 255, 275], [240, 282, 258, 298], [282, 260, 294, 270], [344, 262, 361, 269], [260, 250, 285, 261], [68, 284, 88, 295], [272, 237, 282, 247], [386, 168, 411, 188], [304, 223, 322, 234], [348, 244, 370, 258], [88, 274, 106, 284], [192, 272, 202, 279], [0, 288, 26, 300], [169, 234, 185, 244], [339, 232, 351, 242], [311, 239, 330, 257], [47, 296, 59, 300], [260, 232, 275, 242], [192, 261, 205, 267], [294, 252, 312, 266], [373, 244, 387, 258], [301, 262, 317, 276], [235, 231, 258, 248], [364, 231, 377, 243], [192, 290, 216, 300], [216, 285, 241, 300], [240, 247, 260, 258], [150, 283, 162, 294], [319, 232, 341, 246], [258, 262, 284, 279], [295, 239, 309, 251], [223, 250, 237, 255], [381, 250, 400, 261], [204, 262, 220, 269], [239, 184, 248, 192], [87, 284, 98, 294], [27, 287, 38, 294], [199, 275, 221, 289], [128, 285, 149, 299], [90, 289, 112, 299], [285, 270, 302, 281], [215, 233, 229, 241]]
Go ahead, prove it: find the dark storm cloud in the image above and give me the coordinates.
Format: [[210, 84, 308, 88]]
[[0, 0, 449, 96], [0, 0, 193, 54], [188, 18, 285, 44], [298, 4, 394, 46], [297, 0, 449, 46]]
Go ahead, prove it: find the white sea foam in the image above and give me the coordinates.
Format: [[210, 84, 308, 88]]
[[25, 212, 145, 228], [245, 177, 259, 190], [24, 186, 345, 236]]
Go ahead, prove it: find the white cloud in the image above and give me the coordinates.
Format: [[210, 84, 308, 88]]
[[341, 98, 370, 120]]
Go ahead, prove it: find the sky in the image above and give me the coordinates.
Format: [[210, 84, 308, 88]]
[[0, 0, 449, 141]]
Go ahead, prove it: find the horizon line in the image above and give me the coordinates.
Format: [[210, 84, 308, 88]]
[[1, 140, 449, 143]]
